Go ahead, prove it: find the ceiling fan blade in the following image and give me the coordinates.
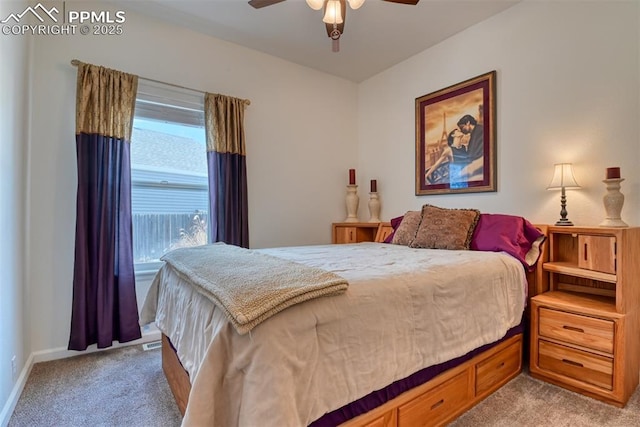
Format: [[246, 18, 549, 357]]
[[382, 0, 420, 4], [248, 0, 286, 9], [325, 0, 346, 37]]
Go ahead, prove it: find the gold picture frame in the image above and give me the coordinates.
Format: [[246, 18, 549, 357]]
[[415, 71, 496, 195]]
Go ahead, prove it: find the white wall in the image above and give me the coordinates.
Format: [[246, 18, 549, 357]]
[[5, 0, 639, 416], [26, 1, 358, 354], [0, 0, 29, 423], [358, 0, 640, 227]]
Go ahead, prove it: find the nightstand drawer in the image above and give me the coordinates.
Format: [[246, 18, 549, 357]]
[[476, 340, 521, 395], [539, 340, 613, 390], [539, 308, 614, 354]]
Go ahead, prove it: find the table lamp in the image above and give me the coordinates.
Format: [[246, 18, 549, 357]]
[[547, 163, 580, 226]]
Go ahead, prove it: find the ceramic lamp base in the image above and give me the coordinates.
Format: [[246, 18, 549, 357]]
[[600, 178, 627, 228], [599, 218, 628, 227], [344, 185, 359, 223], [368, 192, 381, 223]]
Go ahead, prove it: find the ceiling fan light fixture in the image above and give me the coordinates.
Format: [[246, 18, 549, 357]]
[[322, 0, 343, 24], [347, 0, 365, 9], [249, 0, 420, 53], [305, 0, 324, 10]]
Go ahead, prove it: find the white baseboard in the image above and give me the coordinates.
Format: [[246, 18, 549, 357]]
[[0, 352, 34, 427], [0, 327, 160, 427], [32, 328, 161, 363]]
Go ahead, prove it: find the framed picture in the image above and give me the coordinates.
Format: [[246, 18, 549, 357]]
[[415, 71, 496, 195]]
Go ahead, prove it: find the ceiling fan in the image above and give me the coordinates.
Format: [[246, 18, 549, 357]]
[[248, 0, 420, 52]]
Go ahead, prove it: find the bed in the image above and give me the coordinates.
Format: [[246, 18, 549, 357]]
[[141, 211, 548, 427]]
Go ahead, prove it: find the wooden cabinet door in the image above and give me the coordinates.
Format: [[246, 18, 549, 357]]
[[578, 235, 616, 274], [374, 223, 393, 243], [334, 226, 358, 244], [332, 223, 380, 244]]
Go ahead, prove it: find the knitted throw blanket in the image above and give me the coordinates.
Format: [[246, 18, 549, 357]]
[[160, 243, 349, 335]]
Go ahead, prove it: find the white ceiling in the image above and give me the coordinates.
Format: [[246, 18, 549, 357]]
[[115, 0, 519, 82]]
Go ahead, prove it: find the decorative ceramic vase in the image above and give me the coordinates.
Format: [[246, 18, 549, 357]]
[[368, 192, 381, 223], [599, 178, 628, 227], [345, 185, 359, 222]]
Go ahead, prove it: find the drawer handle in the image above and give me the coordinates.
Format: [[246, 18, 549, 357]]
[[562, 359, 584, 368], [497, 362, 505, 369], [562, 325, 585, 333], [430, 399, 444, 410]]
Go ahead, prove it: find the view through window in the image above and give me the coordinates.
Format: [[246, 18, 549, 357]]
[[130, 111, 208, 272]]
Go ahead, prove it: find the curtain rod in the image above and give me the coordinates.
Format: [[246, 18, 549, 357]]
[[70, 59, 250, 106]]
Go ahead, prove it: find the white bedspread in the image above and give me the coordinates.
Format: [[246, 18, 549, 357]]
[[140, 242, 527, 426]]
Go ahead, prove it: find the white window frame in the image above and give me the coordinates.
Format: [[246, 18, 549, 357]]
[[131, 80, 207, 276]]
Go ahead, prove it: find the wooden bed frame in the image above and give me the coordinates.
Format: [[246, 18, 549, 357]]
[[161, 225, 549, 426]]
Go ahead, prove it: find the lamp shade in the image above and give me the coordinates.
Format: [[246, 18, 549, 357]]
[[547, 163, 580, 190], [323, 0, 344, 24], [347, 0, 365, 9], [306, 0, 324, 10]]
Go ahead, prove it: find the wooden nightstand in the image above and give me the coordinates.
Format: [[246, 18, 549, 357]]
[[332, 222, 392, 244], [530, 226, 640, 407]]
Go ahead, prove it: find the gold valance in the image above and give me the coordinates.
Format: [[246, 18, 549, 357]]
[[75, 62, 138, 141], [205, 93, 247, 155]]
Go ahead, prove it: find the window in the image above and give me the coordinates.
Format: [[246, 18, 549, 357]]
[[130, 81, 208, 273]]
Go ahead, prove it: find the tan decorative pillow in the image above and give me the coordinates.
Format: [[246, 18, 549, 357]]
[[410, 205, 480, 250], [390, 211, 422, 246]]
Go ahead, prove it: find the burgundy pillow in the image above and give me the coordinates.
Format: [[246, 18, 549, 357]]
[[383, 215, 405, 243], [470, 213, 545, 270]]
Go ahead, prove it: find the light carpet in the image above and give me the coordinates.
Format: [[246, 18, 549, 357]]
[[8, 344, 640, 426], [9, 345, 181, 427], [451, 372, 640, 426]]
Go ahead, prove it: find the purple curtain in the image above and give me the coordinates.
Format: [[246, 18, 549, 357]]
[[207, 152, 249, 247], [204, 93, 250, 248], [69, 63, 141, 350]]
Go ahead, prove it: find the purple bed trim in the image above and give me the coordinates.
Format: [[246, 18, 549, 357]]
[[309, 321, 524, 426]]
